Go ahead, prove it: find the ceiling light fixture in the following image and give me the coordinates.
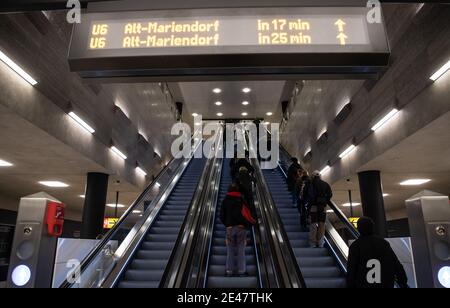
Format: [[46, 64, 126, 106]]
[[430, 60, 450, 82], [339, 144, 357, 159], [0, 159, 13, 167], [192, 113, 199, 117], [320, 165, 331, 175], [242, 101, 249, 106], [107, 203, 125, 208], [110, 146, 127, 160], [213, 88, 222, 94], [241, 112, 248, 116], [39, 181, 69, 188], [215, 101, 222, 106], [383, 193, 389, 197], [216, 113, 223, 117], [68, 112, 95, 134], [0, 50, 37, 86], [371, 109, 399, 131], [266, 112, 273, 116], [400, 179, 431, 186], [136, 166, 147, 176], [242, 87, 251, 93], [79, 195, 85, 198], [342, 202, 361, 207]]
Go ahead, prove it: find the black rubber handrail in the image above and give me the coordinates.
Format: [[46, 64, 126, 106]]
[[251, 158, 307, 288]]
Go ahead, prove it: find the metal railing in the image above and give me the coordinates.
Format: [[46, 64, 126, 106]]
[[60, 132, 203, 288]]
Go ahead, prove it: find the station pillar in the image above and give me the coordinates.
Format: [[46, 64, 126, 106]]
[[81, 172, 109, 239], [358, 170, 388, 238]]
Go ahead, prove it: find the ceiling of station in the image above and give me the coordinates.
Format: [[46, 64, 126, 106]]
[[331, 111, 450, 219], [0, 104, 141, 220], [174, 81, 287, 120]]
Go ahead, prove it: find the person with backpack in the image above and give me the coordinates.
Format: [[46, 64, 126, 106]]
[[287, 157, 302, 206], [236, 166, 257, 217], [347, 217, 409, 288], [308, 170, 333, 248], [220, 183, 256, 277]]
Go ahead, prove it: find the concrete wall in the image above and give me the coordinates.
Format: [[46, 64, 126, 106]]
[[280, 4, 450, 184], [0, 11, 179, 190]]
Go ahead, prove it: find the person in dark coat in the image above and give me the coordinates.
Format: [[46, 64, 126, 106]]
[[232, 157, 254, 180], [296, 170, 311, 231], [236, 166, 256, 217], [220, 184, 250, 277], [308, 171, 332, 247], [347, 217, 409, 288], [287, 157, 302, 206]]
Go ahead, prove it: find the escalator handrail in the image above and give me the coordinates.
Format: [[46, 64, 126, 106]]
[[251, 158, 307, 288], [160, 130, 223, 288], [60, 133, 202, 288]]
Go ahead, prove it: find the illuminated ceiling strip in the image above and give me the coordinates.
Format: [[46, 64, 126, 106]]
[[339, 144, 356, 159], [68, 112, 95, 134], [111, 146, 127, 160], [371, 109, 399, 131], [430, 60, 450, 81], [0, 50, 37, 86]]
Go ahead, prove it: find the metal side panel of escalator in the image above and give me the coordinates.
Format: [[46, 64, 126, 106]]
[[206, 159, 259, 288], [117, 157, 206, 288], [262, 167, 346, 288]]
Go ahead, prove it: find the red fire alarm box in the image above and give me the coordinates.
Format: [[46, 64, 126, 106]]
[[46, 201, 65, 237]]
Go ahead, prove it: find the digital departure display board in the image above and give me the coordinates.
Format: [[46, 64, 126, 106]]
[[69, 7, 390, 79]]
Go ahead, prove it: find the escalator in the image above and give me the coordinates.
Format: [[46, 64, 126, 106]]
[[118, 157, 206, 288], [206, 159, 259, 288], [262, 168, 346, 288]]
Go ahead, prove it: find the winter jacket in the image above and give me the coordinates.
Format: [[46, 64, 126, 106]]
[[287, 162, 302, 191], [347, 235, 408, 288], [220, 192, 249, 228], [231, 158, 254, 179], [309, 177, 333, 207]]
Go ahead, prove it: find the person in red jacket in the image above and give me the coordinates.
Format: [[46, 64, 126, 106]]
[[220, 183, 250, 277]]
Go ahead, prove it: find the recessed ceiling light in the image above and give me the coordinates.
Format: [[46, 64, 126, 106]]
[[68, 112, 95, 134], [0, 159, 13, 167], [216, 112, 223, 117], [213, 88, 222, 94], [342, 202, 361, 207], [242, 101, 249, 106], [242, 88, 251, 93], [371, 109, 399, 132], [241, 112, 248, 116], [110, 146, 127, 160], [317, 88, 323, 92], [39, 181, 69, 188], [155, 182, 161, 188], [264, 121, 270, 125], [215, 101, 222, 106], [326, 209, 335, 213], [400, 179, 431, 186], [339, 144, 357, 159], [430, 60, 450, 82], [0, 50, 38, 86], [192, 113, 199, 117], [136, 166, 147, 176], [383, 193, 389, 197], [320, 165, 331, 175], [132, 210, 142, 214], [79, 195, 85, 198], [266, 112, 273, 116], [107, 203, 125, 208]]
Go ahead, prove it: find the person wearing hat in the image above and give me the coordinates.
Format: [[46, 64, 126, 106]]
[[347, 217, 409, 288], [308, 170, 332, 248]]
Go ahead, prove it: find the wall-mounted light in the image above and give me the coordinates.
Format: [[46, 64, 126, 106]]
[[320, 165, 331, 175], [339, 144, 357, 159], [430, 60, 450, 82], [371, 108, 399, 132], [0, 50, 37, 86], [68, 111, 95, 134], [0, 159, 13, 167], [110, 146, 127, 160], [136, 166, 147, 176]]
